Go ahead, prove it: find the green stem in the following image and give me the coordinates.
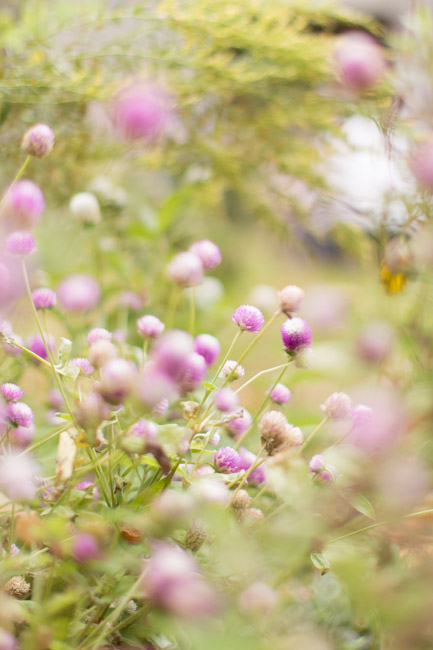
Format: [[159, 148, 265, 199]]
[[0, 155, 31, 210], [210, 329, 242, 386], [2, 337, 53, 370], [235, 362, 291, 395], [299, 416, 328, 452]]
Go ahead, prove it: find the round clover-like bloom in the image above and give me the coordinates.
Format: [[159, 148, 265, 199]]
[[69, 192, 101, 224], [0, 452, 38, 501], [267, 382, 291, 405], [189, 239, 222, 270], [87, 327, 112, 345], [153, 330, 194, 381], [214, 446, 241, 473], [214, 387, 239, 413], [194, 333, 220, 366], [226, 409, 252, 438], [277, 285, 304, 315], [238, 447, 266, 485], [3, 180, 45, 229], [21, 123, 54, 158], [167, 251, 204, 287], [137, 314, 165, 339], [6, 231, 36, 256], [72, 532, 101, 563], [321, 392, 352, 420], [232, 304, 264, 332], [27, 333, 55, 361], [281, 317, 312, 353], [334, 31, 385, 90], [6, 401, 34, 428], [178, 352, 207, 394], [111, 81, 172, 142], [68, 358, 94, 376], [99, 358, 138, 404], [32, 288, 56, 310], [57, 274, 100, 312], [309, 454, 337, 481], [9, 423, 36, 448], [88, 340, 117, 369], [1, 383, 24, 402], [219, 359, 245, 381], [259, 410, 303, 455]]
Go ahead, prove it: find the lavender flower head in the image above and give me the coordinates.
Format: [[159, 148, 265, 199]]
[[214, 387, 239, 413], [178, 352, 207, 394], [128, 419, 158, 440], [111, 81, 172, 142], [137, 314, 165, 339], [189, 239, 222, 270], [99, 358, 138, 404], [6, 402, 34, 428], [277, 285, 304, 315], [87, 327, 112, 345], [152, 330, 194, 381], [238, 447, 266, 484], [267, 382, 291, 405], [58, 274, 100, 312], [167, 251, 203, 287], [281, 317, 312, 353], [9, 423, 36, 448], [2, 180, 45, 229], [72, 532, 101, 563], [309, 454, 337, 481], [21, 123, 54, 158], [226, 409, 252, 437], [6, 231, 36, 256], [334, 31, 385, 90], [27, 333, 55, 361], [1, 383, 24, 402], [194, 333, 220, 366], [214, 446, 241, 473], [321, 392, 352, 420], [232, 304, 264, 332], [32, 288, 56, 310], [69, 358, 94, 376]]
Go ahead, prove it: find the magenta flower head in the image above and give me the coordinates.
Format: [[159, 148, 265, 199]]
[[6, 402, 34, 428], [321, 392, 352, 420], [410, 139, 433, 192], [142, 543, 217, 618], [194, 333, 220, 366], [111, 81, 172, 142], [32, 288, 56, 310], [281, 317, 312, 354], [226, 409, 252, 438], [87, 327, 112, 345], [334, 31, 385, 90], [167, 251, 203, 287], [267, 382, 291, 405], [68, 358, 94, 376], [1, 383, 24, 402], [21, 123, 54, 158], [277, 285, 304, 315], [152, 330, 194, 381], [57, 274, 100, 312], [232, 304, 264, 333], [72, 532, 101, 563], [178, 352, 207, 394], [214, 387, 239, 412], [128, 418, 158, 440], [6, 231, 36, 256], [2, 180, 45, 229], [214, 446, 240, 473], [99, 358, 138, 404], [189, 239, 222, 270], [137, 314, 165, 339], [28, 333, 55, 361], [238, 447, 266, 485]]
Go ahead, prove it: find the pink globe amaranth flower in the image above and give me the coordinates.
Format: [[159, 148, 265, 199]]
[[189, 239, 222, 270], [214, 446, 241, 473], [194, 333, 221, 366], [167, 251, 203, 287], [142, 543, 218, 618], [335, 31, 385, 90], [139, 363, 177, 409], [9, 423, 36, 447], [137, 314, 165, 339], [32, 287, 56, 310], [267, 382, 291, 405], [87, 327, 112, 345], [226, 409, 252, 438], [1, 383, 24, 402], [2, 180, 45, 229], [119, 290, 143, 310], [321, 392, 352, 420], [6, 230, 36, 256], [220, 359, 245, 381], [69, 358, 94, 376], [411, 140, 433, 192], [48, 389, 64, 410], [88, 340, 117, 369], [232, 304, 264, 332], [281, 317, 312, 353], [0, 452, 37, 500], [27, 333, 55, 361], [152, 330, 194, 382], [6, 402, 34, 428], [309, 454, 325, 473], [111, 81, 172, 142], [99, 358, 138, 404], [57, 274, 100, 312], [21, 123, 54, 158], [238, 447, 266, 485], [309, 454, 337, 481], [72, 532, 101, 563], [214, 387, 239, 412], [0, 320, 23, 356], [277, 285, 304, 315], [178, 352, 207, 394], [0, 628, 17, 650], [76, 391, 110, 431], [128, 419, 158, 440]]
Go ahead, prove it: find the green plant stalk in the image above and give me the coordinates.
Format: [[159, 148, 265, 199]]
[[0, 154, 31, 210], [299, 416, 329, 452]]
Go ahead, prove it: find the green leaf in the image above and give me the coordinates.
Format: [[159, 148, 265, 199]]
[[56, 337, 72, 367], [311, 552, 331, 575], [202, 382, 216, 391], [350, 495, 376, 521]]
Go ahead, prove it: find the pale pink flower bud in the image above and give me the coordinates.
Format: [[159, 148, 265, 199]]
[[194, 333, 220, 366], [72, 532, 101, 563], [321, 392, 352, 420], [2, 180, 45, 229], [87, 328, 112, 345], [232, 304, 264, 332], [335, 32, 385, 90], [88, 340, 118, 368], [21, 123, 54, 158], [214, 387, 239, 412], [189, 239, 222, 270], [58, 274, 100, 312], [32, 287, 56, 310], [6, 231, 36, 256], [111, 81, 172, 142], [137, 314, 165, 339], [167, 251, 203, 287], [277, 285, 304, 314], [99, 358, 138, 404]]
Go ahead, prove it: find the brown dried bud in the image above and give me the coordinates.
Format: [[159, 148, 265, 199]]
[[181, 400, 199, 420], [4, 576, 31, 600], [185, 520, 209, 551], [238, 507, 264, 523], [120, 524, 142, 545], [259, 411, 303, 455], [231, 489, 252, 510]]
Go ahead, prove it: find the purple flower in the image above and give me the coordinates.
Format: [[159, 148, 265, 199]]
[[335, 31, 385, 90], [178, 352, 207, 394], [0, 629, 17, 650], [194, 333, 221, 366], [214, 446, 241, 473], [111, 81, 172, 142], [152, 330, 194, 381], [6, 231, 36, 256], [32, 287, 56, 310], [214, 387, 239, 413], [87, 327, 112, 345], [137, 314, 165, 339], [189, 239, 222, 270], [238, 447, 266, 484], [99, 358, 138, 404], [321, 392, 352, 420], [57, 274, 100, 312], [309, 454, 325, 473], [232, 304, 264, 332], [280, 317, 312, 353], [72, 532, 101, 563], [1, 383, 24, 402], [309, 455, 337, 482], [69, 358, 94, 376], [128, 419, 158, 440], [167, 251, 203, 287], [226, 410, 252, 438], [9, 423, 36, 448], [267, 382, 291, 405], [2, 180, 45, 229], [6, 402, 34, 428], [27, 333, 55, 361], [21, 123, 54, 158], [0, 452, 37, 500]]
